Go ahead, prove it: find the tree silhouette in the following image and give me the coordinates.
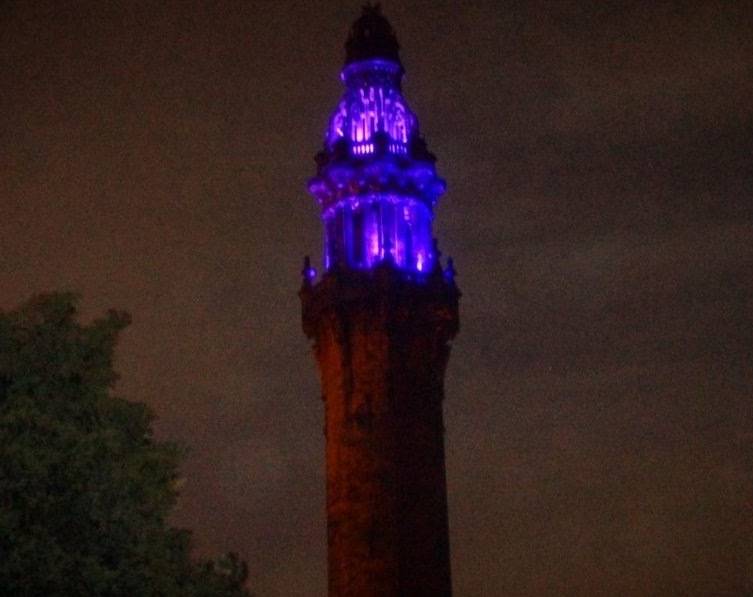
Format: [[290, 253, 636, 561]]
[[0, 293, 250, 597]]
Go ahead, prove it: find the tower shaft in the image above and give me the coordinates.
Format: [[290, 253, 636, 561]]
[[302, 270, 457, 597]]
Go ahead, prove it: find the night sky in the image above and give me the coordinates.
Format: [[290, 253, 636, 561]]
[[2, 1, 753, 595]]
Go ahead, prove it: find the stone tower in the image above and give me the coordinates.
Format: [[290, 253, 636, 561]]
[[300, 6, 459, 596]]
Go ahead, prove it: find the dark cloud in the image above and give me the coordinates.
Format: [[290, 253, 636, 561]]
[[2, 1, 752, 595]]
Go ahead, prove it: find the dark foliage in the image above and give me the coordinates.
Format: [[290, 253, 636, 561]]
[[0, 294, 249, 597]]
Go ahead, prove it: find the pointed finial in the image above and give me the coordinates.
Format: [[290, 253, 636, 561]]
[[301, 256, 316, 286], [345, 2, 401, 66], [431, 238, 443, 273], [444, 257, 457, 284]]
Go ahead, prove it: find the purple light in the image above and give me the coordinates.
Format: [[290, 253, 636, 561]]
[[326, 59, 417, 157], [310, 56, 446, 278], [353, 143, 375, 155], [319, 195, 434, 274], [416, 251, 426, 272], [366, 208, 380, 265]]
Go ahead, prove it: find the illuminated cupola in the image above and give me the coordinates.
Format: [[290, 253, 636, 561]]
[[307, 3, 446, 275]]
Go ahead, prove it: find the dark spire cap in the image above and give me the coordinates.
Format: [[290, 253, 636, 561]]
[[345, 3, 402, 66]]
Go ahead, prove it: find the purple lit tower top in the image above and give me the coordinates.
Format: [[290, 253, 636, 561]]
[[307, 4, 448, 277]]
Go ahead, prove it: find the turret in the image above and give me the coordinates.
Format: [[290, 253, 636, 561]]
[[307, 3, 447, 275]]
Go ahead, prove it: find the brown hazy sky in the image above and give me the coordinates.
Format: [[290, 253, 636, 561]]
[[2, 1, 753, 595]]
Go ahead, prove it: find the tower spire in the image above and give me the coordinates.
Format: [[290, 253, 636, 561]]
[[345, 3, 402, 66], [307, 5, 445, 276]]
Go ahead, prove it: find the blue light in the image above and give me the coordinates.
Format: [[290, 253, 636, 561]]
[[327, 59, 416, 155], [309, 54, 446, 278], [301, 256, 317, 284]]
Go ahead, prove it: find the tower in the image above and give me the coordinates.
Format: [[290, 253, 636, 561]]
[[300, 6, 459, 596]]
